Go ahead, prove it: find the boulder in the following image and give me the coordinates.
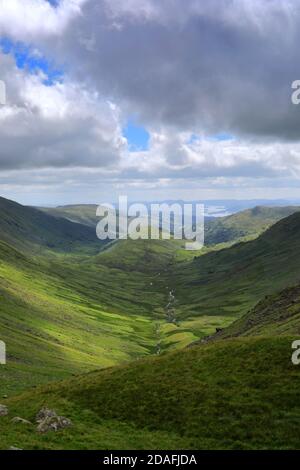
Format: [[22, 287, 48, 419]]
[[36, 407, 57, 423], [36, 408, 72, 434]]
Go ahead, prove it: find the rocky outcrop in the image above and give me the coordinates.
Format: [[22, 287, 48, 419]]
[[36, 408, 72, 434]]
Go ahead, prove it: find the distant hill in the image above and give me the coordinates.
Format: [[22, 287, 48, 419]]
[[0, 197, 101, 254], [38, 204, 99, 228], [41, 204, 300, 248], [205, 205, 300, 246]]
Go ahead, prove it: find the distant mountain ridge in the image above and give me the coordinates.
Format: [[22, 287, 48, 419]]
[[40, 203, 300, 248], [0, 197, 101, 253], [205, 205, 300, 245], [38, 204, 99, 228]]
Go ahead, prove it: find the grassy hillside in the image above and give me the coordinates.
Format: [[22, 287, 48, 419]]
[[173, 211, 300, 325], [2, 197, 300, 403], [0, 239, 168, 395], [1, 198, 300, 450], [0, 197, 102, 254], [213, 283, 300, 340], [205, 205, 300, 246], [0, 230, 192, 394], [38, 204, 99, 228], [2, 202, 300, 395], [1, 336, 299, 450]]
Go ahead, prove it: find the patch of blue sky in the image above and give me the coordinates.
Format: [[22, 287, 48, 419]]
[[0, 37, 63, 86], [46, 0, 60, 7], [209, 133, 235, 142], [123, 120, 150, 152]]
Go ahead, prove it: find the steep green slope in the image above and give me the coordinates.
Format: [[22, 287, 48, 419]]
[[213, 284, 300, 340], [0, 240, 165, 395], [0, 197, 101, 254], [205, 205, 300, 246], [173, 211, 300, 326], [1, 336, 300, 450], [0, 231, 194, 394]]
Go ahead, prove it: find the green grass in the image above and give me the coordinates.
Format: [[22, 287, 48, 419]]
[[0, 240, 160, 394], [3, 208, 300, 395], [216, 283, 300, 340], [0, 236, 198, 394], [0, 197, 103, 254], [172, 211, 300, 323], [1, 199, 300, 449], [1, 336, 300, 450]]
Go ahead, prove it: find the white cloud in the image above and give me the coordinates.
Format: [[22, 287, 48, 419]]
[[0, 51, 125, 170], [1, 0, 300, 202], [0, 0, 89, 40]]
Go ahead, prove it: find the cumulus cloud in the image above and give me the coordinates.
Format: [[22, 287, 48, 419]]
[[1, 0, 300, 202], [0, 0, 88, 40], [122, 129, 300, 179], [0, 51, 125, 170], [42, 0, 300, 140]]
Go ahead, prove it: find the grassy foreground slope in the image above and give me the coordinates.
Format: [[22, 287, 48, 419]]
[[1, 336, 300, 450]]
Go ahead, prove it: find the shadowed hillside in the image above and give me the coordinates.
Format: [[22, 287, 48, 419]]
[[38, 204, 99, 228], [0, 197, 102, 254]]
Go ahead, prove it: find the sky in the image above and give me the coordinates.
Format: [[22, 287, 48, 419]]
[[0, 0, 300, 205]]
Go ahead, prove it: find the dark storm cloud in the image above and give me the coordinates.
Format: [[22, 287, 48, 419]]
[[45, 0, 300, 140]]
